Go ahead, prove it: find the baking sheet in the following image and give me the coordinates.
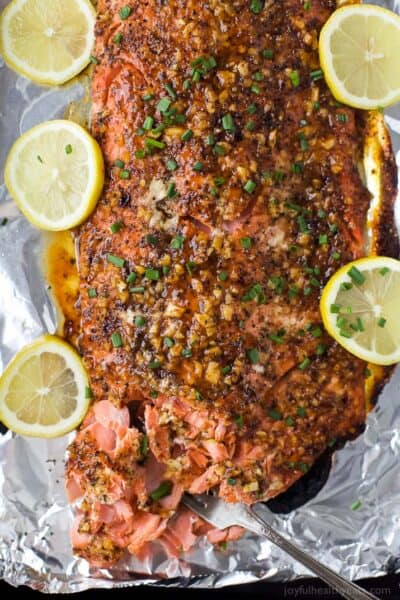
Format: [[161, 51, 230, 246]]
[[0, 0, 400, 592]]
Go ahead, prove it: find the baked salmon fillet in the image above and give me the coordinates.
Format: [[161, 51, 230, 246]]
[[65, 0, 399, 565]]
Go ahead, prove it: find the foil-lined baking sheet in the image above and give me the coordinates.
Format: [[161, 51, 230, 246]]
[[0, 0, 400, 593]]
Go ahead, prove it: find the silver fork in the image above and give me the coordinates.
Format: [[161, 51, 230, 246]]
[[183, 494, 378, 600]]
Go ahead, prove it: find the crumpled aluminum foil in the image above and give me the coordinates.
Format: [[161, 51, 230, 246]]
[[0, 0, 400, 592]]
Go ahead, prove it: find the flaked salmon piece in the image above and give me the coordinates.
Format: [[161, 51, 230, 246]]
[[65, 0, 398, 566], [127, 512, 168, 555]]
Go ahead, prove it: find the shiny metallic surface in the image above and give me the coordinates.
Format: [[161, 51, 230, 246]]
[[0, 0, 399, 592]]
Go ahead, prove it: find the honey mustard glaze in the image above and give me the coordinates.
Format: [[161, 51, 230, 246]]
[[44, 231, 80, 345]]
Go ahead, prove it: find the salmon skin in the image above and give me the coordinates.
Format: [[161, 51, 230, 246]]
[[66, 0, 399, 565]]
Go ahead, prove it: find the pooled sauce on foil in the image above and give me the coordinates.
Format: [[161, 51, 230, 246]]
[[45, 231, 80, 345]]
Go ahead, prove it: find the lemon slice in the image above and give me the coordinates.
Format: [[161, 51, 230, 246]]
[[319, 4, 400, 109], [320, 257, 400, 366], [0, 335, 90, 438], [5, 120, 104, 231], [0, 0, 95, 86]]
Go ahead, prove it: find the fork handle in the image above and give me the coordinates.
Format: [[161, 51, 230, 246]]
[[240, 506, 378, 600]]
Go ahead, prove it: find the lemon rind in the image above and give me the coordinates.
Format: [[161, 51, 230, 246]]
[[0, 334, 90, 438], [319, 4, 400, 110], [0, 0, 96, 86], [4, 119, 104, 231], [320, 257, 400, 366]]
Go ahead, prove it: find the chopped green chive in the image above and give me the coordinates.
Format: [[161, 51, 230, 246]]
[[313, 101, 320, 110], [298, 462, 309, 473], [262, 48, 274, 59], [289, 70, 300, 87], [164, 83, 177, 100], [85, 386, 93, 399], [311, 327, 322, 338], [167, 182, 177, 198], [336, 113, 349, 123], [221, 365, 232, 375], [135, 150, 146, 159], [143, 93, 154, 101], [134, 315, 146, 327], [299, 133, 308, 151], [110, 221, 124, 234], [111, 332, 123, 348], [297, 406, 307, 417], [113, 32, 123, 44], [171, 235, 184, 250], [348, 266, 365, 286], [193, 161, 204, 172], [285, 416, 295, 427], [143, 116, 154, 130], [214, 176, 225, 186], [247, 103, 257, 115], [250, 0, 263, 14], [88, 288, 97, 298], [297, 215, 310, 234], [145, 138, 165, 151], [240, 237, 252, 249], [89, 55, 99, 65], [186, 261, 197, 275], [222, 113, 235, 132], [244, 180, 256, 194], [270, 276, 285, 294], [65, 144, 72, 155], [246, 120, 255, 131], [292, 162, 304, 174], [227, 477, 237, 486], [351, 499, 362, 511], [340, 330, 353, 339], [119, 6, 131, 19], [146, 234, 158, 246], [145, 268, 159, 281], [330, 303, 340, 314], [380, 267, 390, 276], [157, 97, 171, 113], [233, 415, 244, 430], [332, 251, 341, 260], [150, 481, 172, 501], [253, 71, 264, 82], [130, 286, 145, 294], [299, 357, 311, 370], [140, 434, 149, 458], [268, 408, 283, 421], [310, 69, 323, 81], [181, 348, 192, 358], [181, 129, 194, 142], [251, 83, 261, 94], [194, 389, 203, 400], [126, 272, 137, 284], [247, 348, 260, 364], [378, 317, 387, 328], [107, 254, 125, 268], [120, 169, 130, 179], [206, 134, 215, 146], [192, 69, 202, 83], [149, 360, 162, 370], [218, 271, 229, 282], [164, 336, 175, 348], [114, 158, 125, 168], [183, 79, 191, 91], [365, 368, 372, 377], [316, 344, 326, 356], [213, 144, 227, 156], [319, 234, 328, 245], [166, 158, 178, 171]]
